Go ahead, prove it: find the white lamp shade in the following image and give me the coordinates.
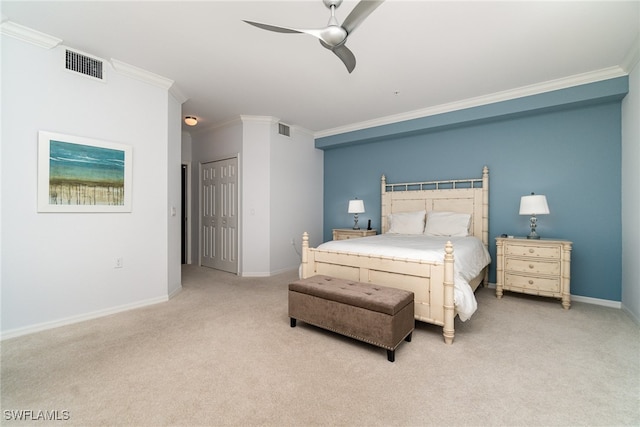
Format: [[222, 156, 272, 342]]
[[348, 199, 365, 214], [519, 194, 549, 215]]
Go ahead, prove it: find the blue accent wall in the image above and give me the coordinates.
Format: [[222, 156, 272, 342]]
[[317, 77, 627, 302]]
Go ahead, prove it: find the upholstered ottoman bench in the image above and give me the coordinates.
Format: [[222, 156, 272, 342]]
[[288, 275, 415, 362]]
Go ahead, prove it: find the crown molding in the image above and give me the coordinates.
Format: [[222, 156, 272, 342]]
[[240, 115, 279, 125], [188, 116, 243, 135], [191, 115, 277, 135], [169, 83, 188, 104], [1, 20, 177, 93], [314, 66, 629, 139], [290, 124, 315, 138], [110, 58, 174, 90], [192, 115, 314, 138], [621, 36, 640, 73], [0, 20, 61, 49]]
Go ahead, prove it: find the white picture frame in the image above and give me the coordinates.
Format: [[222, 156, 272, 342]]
[[37, 131, 133, 212]]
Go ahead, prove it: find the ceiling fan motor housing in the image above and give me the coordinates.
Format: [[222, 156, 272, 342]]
[[323, 0, 343, 8], [321, 26, 348, 47]]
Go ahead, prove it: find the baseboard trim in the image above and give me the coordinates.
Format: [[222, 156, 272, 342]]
[[168, 285, 183, 299], [485, 282, 622, 309], [0, 295, 169, 341], [241, 266, 299, 278], [571, 294, 622, 309], [622, 304, 640, 326], [240, 272, 271, 278]]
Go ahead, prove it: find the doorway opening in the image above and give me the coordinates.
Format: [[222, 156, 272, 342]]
[[181, 163, 191, 264]]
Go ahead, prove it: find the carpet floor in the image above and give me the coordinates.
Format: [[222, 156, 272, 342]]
[[1, 265, 639, 426]]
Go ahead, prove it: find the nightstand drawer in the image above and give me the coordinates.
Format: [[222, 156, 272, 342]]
[[505, 244, 560, 259], [341, 234, 363, 240], [505, 273, 560, 293], [332, 229, 377, 240], [505, 258, 560, 275]]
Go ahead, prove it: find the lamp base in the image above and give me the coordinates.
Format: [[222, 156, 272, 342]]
[[352, 213, 360, 230], [527, 215, 540, 239]]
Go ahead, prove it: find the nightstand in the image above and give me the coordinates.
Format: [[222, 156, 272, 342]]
[[495, 237, 572, 309], [332, 228, 377, 240]]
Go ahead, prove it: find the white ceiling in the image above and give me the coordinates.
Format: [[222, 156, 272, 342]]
[[2, 1, 639, 135]]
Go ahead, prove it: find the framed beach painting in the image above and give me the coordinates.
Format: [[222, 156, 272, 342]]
[[38, 131, 132, 212]]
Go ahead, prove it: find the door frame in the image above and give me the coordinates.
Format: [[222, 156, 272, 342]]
[[198, 155, 240, 273], [181, 161, 192, 264]]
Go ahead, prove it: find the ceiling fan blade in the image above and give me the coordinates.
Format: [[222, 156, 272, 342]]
[[341, 0, 384, 35], [331, 44, 356, 73], [242, 20, 303, 34], [243, 20, 328, 42]]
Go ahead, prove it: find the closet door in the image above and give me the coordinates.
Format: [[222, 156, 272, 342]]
[[201, 157, 238, 273]]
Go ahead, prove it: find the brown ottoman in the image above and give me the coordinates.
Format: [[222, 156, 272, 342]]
[[288, 275, 415, 362]]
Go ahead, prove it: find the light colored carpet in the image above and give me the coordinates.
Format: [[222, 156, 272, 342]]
[[1, 265, 639, 426]]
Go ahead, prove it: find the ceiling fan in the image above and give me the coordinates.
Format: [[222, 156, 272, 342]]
[[243, 0, 384, 73]]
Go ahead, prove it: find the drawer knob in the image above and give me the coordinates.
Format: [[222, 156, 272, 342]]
[[528, 280, 534, 285], [529, 248, 535, 253]]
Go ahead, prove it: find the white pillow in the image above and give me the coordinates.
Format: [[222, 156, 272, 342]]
[[387, 210, 426, 234], [424, 211, 471, 237]]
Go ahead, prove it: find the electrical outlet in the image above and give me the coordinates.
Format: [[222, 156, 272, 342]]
[[115, 257, 123, 268]]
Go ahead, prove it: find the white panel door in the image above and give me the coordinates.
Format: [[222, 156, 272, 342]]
[[201, 158, 238, 273]]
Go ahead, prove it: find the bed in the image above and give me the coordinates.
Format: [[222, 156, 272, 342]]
[[300, 166, 490, 344]]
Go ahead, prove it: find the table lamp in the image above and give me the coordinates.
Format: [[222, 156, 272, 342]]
[[348, 199, 365, 230], [519, 193, 549, 239]]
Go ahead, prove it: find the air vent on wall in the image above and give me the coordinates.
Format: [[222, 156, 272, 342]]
[[65, 48, 105, 81], [278, 123, 290, 137]]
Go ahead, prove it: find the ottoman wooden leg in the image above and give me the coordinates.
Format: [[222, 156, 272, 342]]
[[405, 332, 412, 342], [290, 318, 296, 327], [387, 349, 395, 363]]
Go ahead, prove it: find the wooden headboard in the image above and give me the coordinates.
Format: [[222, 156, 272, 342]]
[[380, 166, 489, 247]]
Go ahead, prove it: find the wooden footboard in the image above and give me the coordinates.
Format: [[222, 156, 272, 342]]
[[303, 166, 490, 344], [300, 232, 457, 344]]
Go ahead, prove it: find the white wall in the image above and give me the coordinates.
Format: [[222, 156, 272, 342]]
[[1, 35, 177, 337], [622, 51, 640, 323], [167, 94, 183, 297], [241, 116, 273, 275], [270, 125, 323, 274], [189, 117, 323, 277], [181, 131, 193, 162]]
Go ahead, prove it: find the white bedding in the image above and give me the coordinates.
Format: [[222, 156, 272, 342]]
[[317, 234, 491, 321]]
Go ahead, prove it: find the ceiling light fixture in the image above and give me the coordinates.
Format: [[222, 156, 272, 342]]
[[184, 116, 198, 126]]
